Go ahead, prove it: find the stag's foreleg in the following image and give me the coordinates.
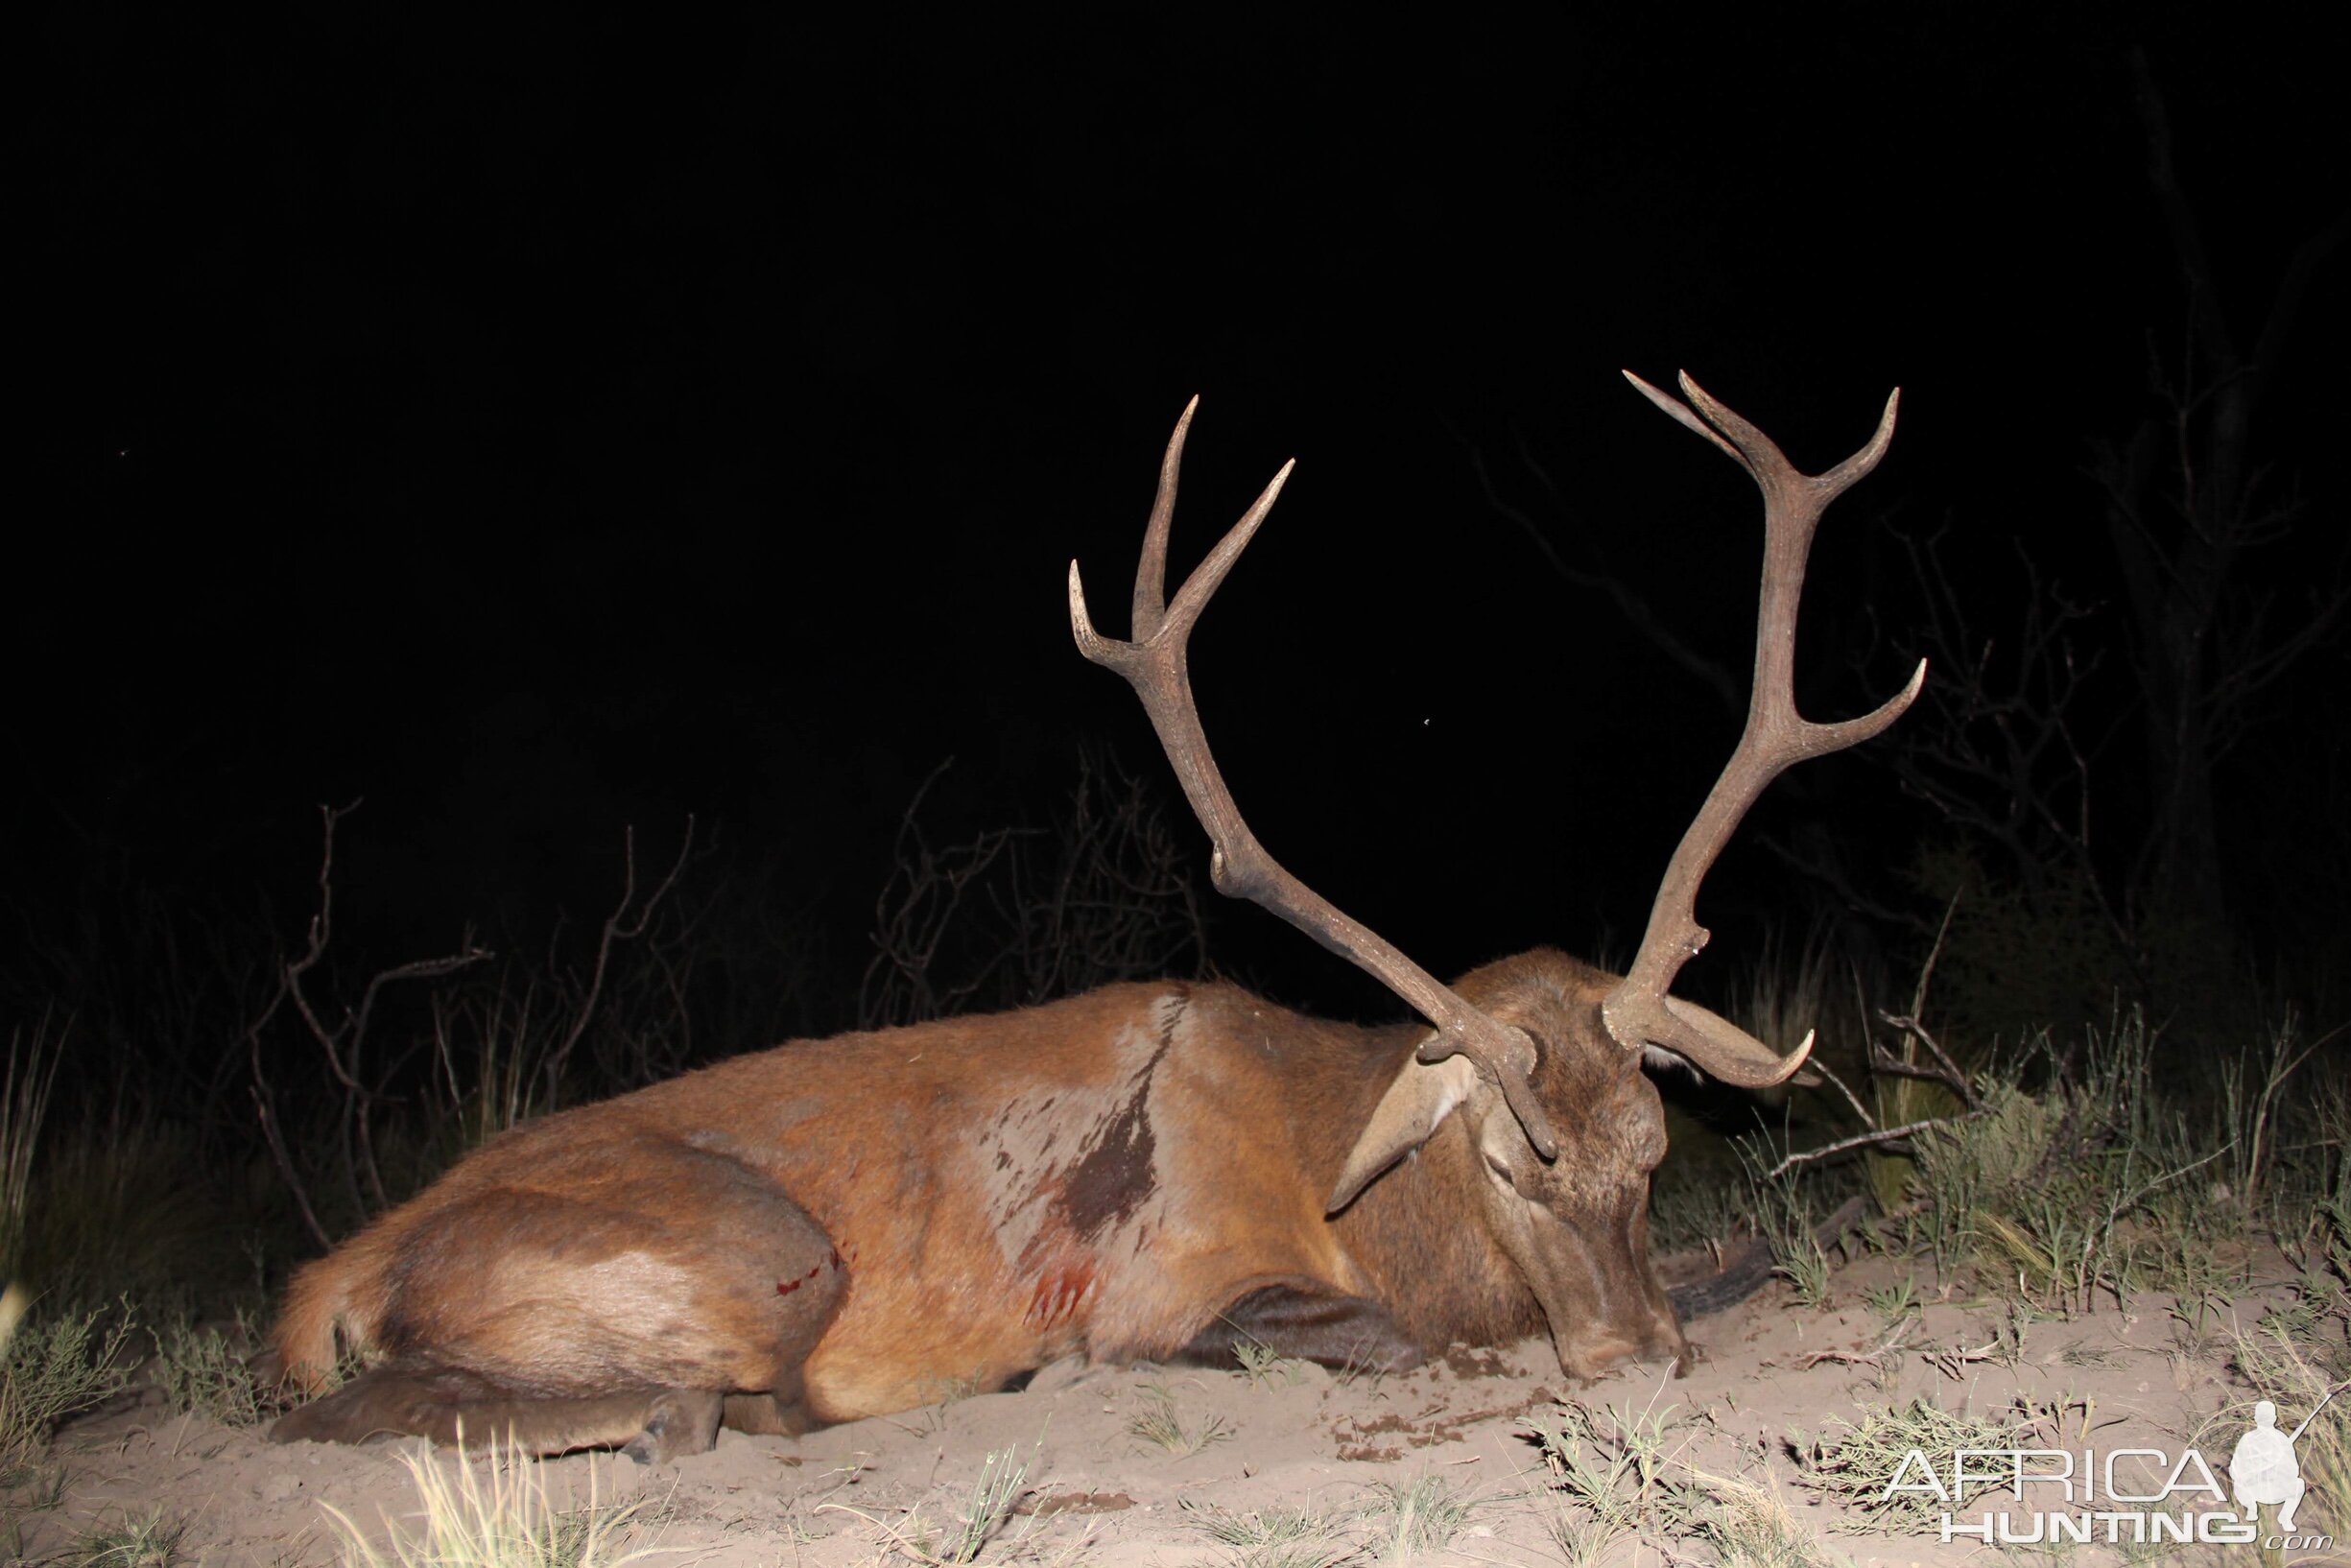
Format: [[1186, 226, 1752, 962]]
[[1175, 1282, 1424, 1373], [270, 1140, 845, 1461]]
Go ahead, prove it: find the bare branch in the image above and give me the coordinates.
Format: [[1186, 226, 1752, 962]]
[[1877, 1013, 1972, 1106], [1763, 1115, 1980, 1182], [250, 802, 491, 1227], [1462, 429, 1743, 715], [1803, 1051, 1877, 1131], [541, 818, 698, 1097]]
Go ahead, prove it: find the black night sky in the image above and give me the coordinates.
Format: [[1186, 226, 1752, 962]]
[[16, 9, 2347, 1040]]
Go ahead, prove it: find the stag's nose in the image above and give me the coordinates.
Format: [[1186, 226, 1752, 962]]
[[1555, 1311, 1689, 1382], [1644, 1301, 1693, 1375], [1648, 1320, 1695, 1377], [1555, 1330, 1642, 1380]]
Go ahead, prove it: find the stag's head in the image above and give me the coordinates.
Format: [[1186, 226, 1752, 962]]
[[1322, 949, 1690, 1374], [1071, 377, 1922, 1381]]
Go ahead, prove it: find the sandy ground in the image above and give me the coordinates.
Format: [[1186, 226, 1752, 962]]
[[11, 1243, 2321, 1568]]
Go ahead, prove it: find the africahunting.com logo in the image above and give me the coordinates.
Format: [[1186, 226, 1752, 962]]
[[1883, 1388, 2340, 1550]]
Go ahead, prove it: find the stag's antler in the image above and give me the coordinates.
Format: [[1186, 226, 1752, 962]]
[[1602, 372, 1926, 1086], [1069, 398, 1562, 1159]]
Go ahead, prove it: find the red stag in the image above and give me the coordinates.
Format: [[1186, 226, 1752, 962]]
[[267, 373, 1921, 1461]]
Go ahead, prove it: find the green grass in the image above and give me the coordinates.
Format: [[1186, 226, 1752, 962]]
[[1860, 1275, 1920, 1324], [1126, 1378, 1230, 1457], [1529, 1390, 1833, 1566], [1668, 1465, 1835, 1568], [1344, 1476, 1466, 1560], [1872, 1006, 2324, 1324], [1646, 1164, 1751, 1258], [0, 1461, 69, 1564], [1794, 1396, 2030, 1533], [1525, 1388, 1688, 1548], [1546, 1507, 1629, 1568], [815, 1437, 1044, 1565], [322, 1431, 653, 1568], [1, 1301, 135, 1482], [938, 1442, 1034, 1564], [150, 1309, 292, 1427], [55, 1509, 190, 1568], [1232, 1338, 1308, 1389], [1662, 978, 2342, 1334], [1183, 1496, 1353, 1568], [1770, 1226, 1835, 1309], [1351, 1475, 1484, 1561]]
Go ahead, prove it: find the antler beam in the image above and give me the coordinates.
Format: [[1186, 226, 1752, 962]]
[[1602, 372, 1926, 1086], [1070, 399, 1562, 1159]]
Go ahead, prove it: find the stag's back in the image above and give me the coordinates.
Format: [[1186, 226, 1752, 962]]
[[274, 978, 1423, 1419]]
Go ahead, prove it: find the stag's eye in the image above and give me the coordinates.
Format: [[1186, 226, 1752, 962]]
[[1486, 1150, 1544, 1200], [1477, 1119, 1535, 1195]]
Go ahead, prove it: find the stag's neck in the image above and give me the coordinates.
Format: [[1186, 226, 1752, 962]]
[[1281, 1017, 1546, 1353]]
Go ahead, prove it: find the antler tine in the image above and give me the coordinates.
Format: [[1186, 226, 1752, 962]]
[[1603, 374, 1926, 1088], [1673, 372, 1901, 501], [1622, 370, 1740, 463], [1072, 401, 1562, 1159], [1129, 395, 1199, 642]]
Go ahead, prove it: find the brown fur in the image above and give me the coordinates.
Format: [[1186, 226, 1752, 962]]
[[270, 949, 1689, 1458]]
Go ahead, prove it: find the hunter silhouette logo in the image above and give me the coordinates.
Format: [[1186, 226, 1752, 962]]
[[2230, 1390, 2339, 1534]]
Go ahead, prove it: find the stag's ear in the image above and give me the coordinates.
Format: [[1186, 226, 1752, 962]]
[[1643, 1044, 1698, 1081], [1327, 1052, 1481, 1214]]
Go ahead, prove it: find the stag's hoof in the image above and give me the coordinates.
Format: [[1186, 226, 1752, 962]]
[[621, 1389, 724, 1464]]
